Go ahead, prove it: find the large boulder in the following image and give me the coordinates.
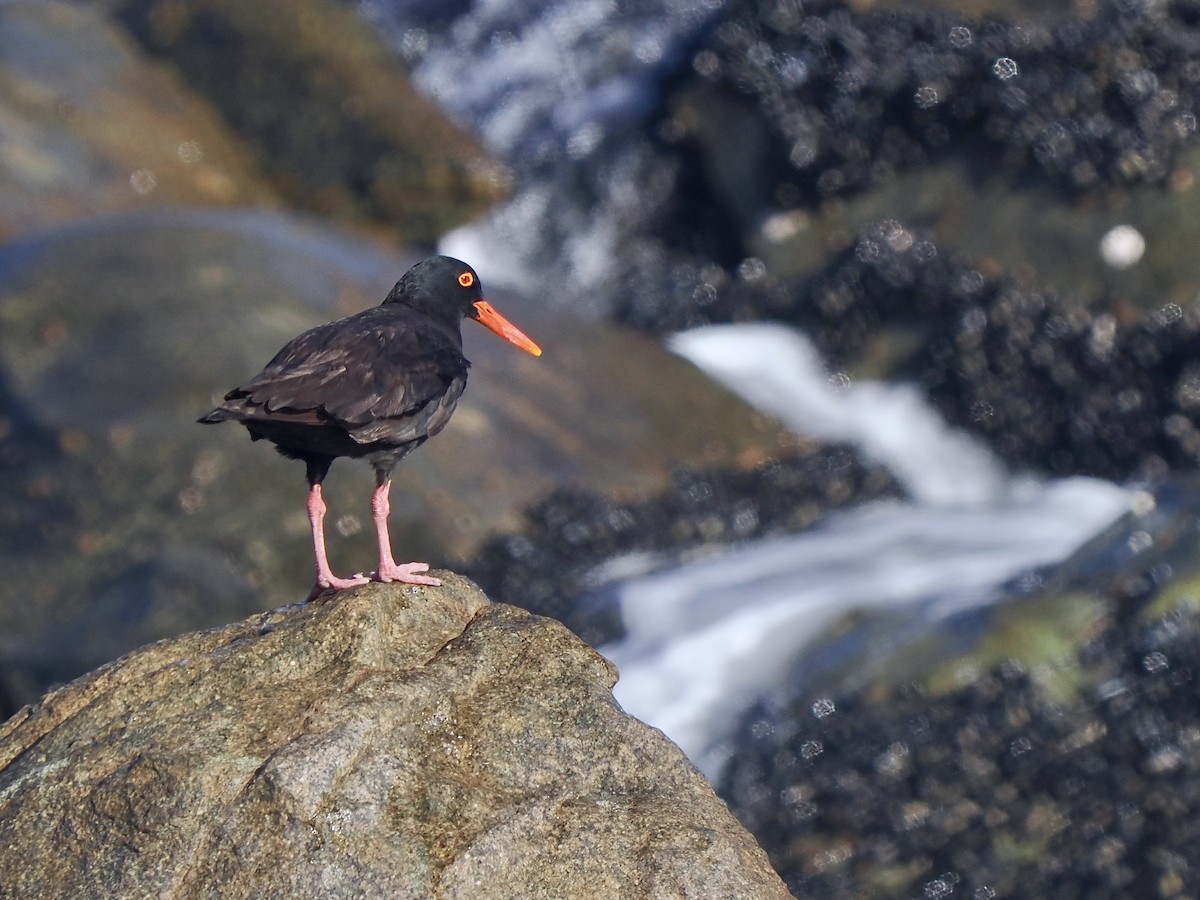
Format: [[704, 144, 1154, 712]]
[[0, 575, 791, 899]]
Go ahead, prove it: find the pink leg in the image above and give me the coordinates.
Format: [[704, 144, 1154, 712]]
[[370, 478, 440, 586], [306, 482, 368, 600]]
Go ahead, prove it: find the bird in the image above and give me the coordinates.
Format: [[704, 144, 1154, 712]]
[[199, 255, 541, 599]]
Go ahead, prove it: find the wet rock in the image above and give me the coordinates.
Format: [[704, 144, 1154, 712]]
[[0, 575, 791, 899], [670, 0, 1200, 208], [0, 0, 278, 239], [725, 603, 1200, 898], [718, 477, 1200, 898], [0, 207, 795, 707], [115, 0, 508, 243]]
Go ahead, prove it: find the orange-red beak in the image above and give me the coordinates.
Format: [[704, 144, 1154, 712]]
[[472, 300, 542, 357]]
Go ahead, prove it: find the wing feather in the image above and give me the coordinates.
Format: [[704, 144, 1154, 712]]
[[215, 306, 470, 447]]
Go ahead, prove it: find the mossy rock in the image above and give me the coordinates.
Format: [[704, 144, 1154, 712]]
[[115, 0, 508, 243]]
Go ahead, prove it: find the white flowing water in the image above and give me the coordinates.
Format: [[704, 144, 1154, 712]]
[[669, 324, 1010, 506], [601, 324, 1133, 777]]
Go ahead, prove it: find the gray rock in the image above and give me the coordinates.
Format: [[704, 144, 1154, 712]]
[[0, 575, 791, 899]]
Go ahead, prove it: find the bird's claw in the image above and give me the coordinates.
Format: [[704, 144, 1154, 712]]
[[371, 561, 441, 587], [307, 572, 370, 601]]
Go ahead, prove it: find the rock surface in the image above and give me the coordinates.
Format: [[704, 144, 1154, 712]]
[[0, 574, 790, 899]]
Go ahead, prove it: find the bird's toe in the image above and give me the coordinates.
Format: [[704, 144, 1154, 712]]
[[373, 561, 441, 586]]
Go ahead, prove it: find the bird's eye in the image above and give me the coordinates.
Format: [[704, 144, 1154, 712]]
[[458, 272, 475, 288]]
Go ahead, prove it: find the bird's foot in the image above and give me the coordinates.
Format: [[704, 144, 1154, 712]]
[[306, 572, 370, 601], [372, 561, 441, 587]]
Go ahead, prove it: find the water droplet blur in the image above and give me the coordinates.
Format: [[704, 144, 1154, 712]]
[[1142, 651, 1169, 674], [177, 140, 203, 164], [1154, 303, 1184, 328], [914, 85, 940, 109], [737, 257, 767, 281], [1015, 571, 1043, 593], [882, 221, 913, 252], [827, 371, 851, 392], [799, 739, 823, 760], [788, 139, 817, 168], [811, 697, 836, 718], [693, 49, 720, 79], [397, 27, 428, 61], [913, 240, 937, 263], [177, 486, 205, 514], [761, 210, 806, 243], [1127, 529, 1153, 553], [1130, 491, 1157, 517], [992, 57, 1019, 80], [779, 55, 808, 87], [566, 122, 604, 159], [876, 741, 911, 777], [1099, 224, 1146, 269], [924, 872, 959, 899], [129, 168, 157, 195], [505, 534, 535, 559], [855, 239, 880, 262], [959, 270, 985, 294], [634, 34, 664, 65], [948, 25, 972, 49]]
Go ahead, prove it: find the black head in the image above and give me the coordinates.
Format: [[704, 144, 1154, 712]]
[[384, 256, 484, 324], [383, 256, 542, 356]]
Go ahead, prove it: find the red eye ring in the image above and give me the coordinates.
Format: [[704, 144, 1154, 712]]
[[458, 272, 475, 288]]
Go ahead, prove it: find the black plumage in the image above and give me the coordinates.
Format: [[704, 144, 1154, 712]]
[[200, 255, 541, 597]]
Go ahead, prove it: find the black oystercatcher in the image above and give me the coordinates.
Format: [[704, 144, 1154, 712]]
[[199, 256, 541, 598]]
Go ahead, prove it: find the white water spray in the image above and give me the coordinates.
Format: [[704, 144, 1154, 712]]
[[603, 324, 1132, 777]]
